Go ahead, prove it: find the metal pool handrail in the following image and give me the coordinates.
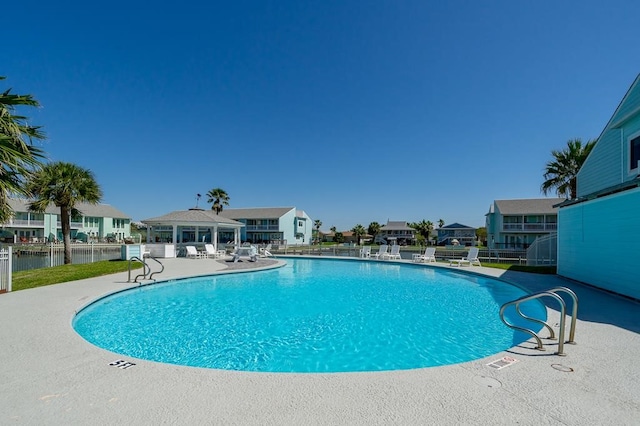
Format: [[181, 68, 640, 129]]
[[499, 286, 578, 356]]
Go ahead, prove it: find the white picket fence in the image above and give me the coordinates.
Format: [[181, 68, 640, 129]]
[[0, 243, 123, 293], [0, 247, 12, 293]]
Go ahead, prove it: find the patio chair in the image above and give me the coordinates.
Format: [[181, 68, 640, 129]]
[[383, 245, 401, 260], [449, 247, 481, 267], [371, 245, 388, 259], [185, 245, 203, 259], [204, 244, 217, 259], [259, 244, 273, 258], [413, 247, 436, 263], [359, 246, 371, 258], [233, 245, 258, 262]]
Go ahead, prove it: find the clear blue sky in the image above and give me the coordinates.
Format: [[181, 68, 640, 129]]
[[5, 1, 640, 231]]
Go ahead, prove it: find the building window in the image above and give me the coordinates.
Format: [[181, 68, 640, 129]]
[[630, 134, 640, 171]]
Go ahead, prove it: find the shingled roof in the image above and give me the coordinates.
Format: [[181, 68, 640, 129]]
[[218, 207, 295, 220], [494, 198, 565, 215], [142, 209, 243, 226], [8, 198, 130, 218]]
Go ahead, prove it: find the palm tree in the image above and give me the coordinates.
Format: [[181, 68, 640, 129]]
[[438, 219, 445, 229], [410, 220, 434, 245], [206, 188, 230, 214], [26, 162, 102, 264], [541, 138, 596, 199], [367, 221, 381, 244], [314, 219, 322, 244], [351, 224, 366, 245], [0, 77, 46, 222]]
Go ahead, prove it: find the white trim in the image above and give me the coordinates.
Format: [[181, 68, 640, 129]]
[[626, 129, 640, 177]]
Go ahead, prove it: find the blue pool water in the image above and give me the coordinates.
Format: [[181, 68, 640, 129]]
[[73, 259, 545, 373]]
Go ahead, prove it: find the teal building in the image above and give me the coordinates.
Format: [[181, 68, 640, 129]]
[[558, 73, 640, 300]]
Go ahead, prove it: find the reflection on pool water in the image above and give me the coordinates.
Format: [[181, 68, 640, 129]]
[[73, 258, 545, 372]]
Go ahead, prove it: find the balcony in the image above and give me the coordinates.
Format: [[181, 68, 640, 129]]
[[245, 225, 280, 231], [57, 221, 85, 228], [7, 219, 45, 227], [502, 223, 557, 231]]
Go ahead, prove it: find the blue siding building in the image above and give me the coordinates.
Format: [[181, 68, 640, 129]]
[[558, 73, 640, 300]]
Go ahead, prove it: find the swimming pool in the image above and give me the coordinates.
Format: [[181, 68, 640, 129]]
[[73, 258, 544, 373]]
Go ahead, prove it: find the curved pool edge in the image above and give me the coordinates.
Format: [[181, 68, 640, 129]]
[[73, 256, 547, 372], [73, 258, 288, 316]]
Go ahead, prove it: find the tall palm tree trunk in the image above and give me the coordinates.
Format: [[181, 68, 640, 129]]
[[60, 206, 72, 264]]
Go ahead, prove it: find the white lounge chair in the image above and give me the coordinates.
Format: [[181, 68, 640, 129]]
[[204, 244, 217, 258], [259, 244, 273, 258], [383, 245, 401, 260], [449, 247, 481, 267], [185, 245, 203, 259], [359, 246, 371, 258], [233, 245, 258, 262], [413, 247, 436, 263], [371, 245, 388, 259]]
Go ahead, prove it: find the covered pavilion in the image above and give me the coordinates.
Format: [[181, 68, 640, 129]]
[[141, 209, 245, 253]]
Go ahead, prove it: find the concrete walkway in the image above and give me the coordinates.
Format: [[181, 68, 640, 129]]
[[1, 256, 639, 425]]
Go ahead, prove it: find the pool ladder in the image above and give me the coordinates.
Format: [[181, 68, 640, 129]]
[[128, 255, 164, 283], [499, 287, 578, 356]]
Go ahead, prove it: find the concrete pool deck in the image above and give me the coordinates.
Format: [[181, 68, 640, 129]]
[[1, 256, 639, 425]]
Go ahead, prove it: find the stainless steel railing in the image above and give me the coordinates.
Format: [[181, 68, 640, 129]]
[[499, 286, 578, 356]]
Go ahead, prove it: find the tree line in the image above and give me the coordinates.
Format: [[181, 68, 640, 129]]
[[3, 76, 593, 261]]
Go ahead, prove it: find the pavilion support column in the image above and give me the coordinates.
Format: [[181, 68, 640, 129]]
[[213, 226, 218, 251], [172, 225, 178, 257], [146, 227, 151, 244]]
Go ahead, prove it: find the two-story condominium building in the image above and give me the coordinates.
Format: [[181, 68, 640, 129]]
[[557, 73, 640, 300], [436, 223, 476, 246], [219, 207, 313, 245], [485, 198, 563, 249], [376, 221, 416, 245], [2, 198, 132, 243]]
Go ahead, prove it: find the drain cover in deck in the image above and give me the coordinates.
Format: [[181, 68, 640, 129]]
[[486, 356, 519, 370]]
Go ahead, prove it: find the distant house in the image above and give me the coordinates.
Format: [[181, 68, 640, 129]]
[[436, 223, 476, 246], [485, 198, 563, 249], [557, 73, 640, 300], [219, 207, 313, 245], [377, 221, 416, 245], [1, 198, 131, 243]]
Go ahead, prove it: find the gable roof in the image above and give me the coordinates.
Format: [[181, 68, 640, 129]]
[[440, 223, 474, 229], [381, 221, 414, 230], [142, 209, 243, 226], [8, 198, 130, 218], [218, 207, 294, 220], [494, 198, 564, 215]]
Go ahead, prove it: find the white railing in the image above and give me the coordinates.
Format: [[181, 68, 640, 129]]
[[526, 233, 557, 266], [245, 225, 280, 231], [503, 223, 558, 231], [6, 219, 45, 227], [10, 243, 123, 273], [0, 247, 12, 293]]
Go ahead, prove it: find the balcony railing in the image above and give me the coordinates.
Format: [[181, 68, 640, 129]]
[[245, 225, 280, 231], [6, 219, 45, 227], [56, 221, 85, 228], [502, 223, 557, 231]]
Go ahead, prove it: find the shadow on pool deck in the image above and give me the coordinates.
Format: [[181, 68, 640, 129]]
[[499, 269, 640, 334]]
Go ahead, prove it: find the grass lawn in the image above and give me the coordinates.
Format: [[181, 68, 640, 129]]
[[8, 257, 555, 292], [12, 260, 143, 291], [480, 263, 556, 274]]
